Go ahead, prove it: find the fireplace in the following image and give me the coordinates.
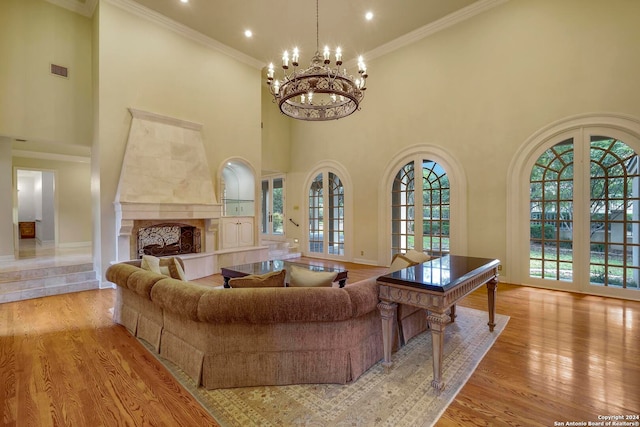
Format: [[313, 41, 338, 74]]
[[113, 109, 267, 280], [136, 222, 201, 258], [113, 109, 222, 277]]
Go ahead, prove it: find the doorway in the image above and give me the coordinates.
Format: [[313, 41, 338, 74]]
[[15, 169, 56, 256]]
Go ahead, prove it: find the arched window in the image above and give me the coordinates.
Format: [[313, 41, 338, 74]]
[[509, 115, 640, 299], [306, 166, 349, 259], [529, 139, 574, 281], [391, 160, 450, 257]]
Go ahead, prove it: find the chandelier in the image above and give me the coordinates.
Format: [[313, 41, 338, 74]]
[[266, 0, 368, 121]]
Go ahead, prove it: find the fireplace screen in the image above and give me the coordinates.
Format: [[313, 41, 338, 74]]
[[137, 223, 201, 258]]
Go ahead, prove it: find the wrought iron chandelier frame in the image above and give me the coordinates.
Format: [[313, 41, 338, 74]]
[[266, 0, 368, 121]]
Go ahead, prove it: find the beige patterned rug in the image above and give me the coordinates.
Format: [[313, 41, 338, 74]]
[[144, 306, 509, 427]]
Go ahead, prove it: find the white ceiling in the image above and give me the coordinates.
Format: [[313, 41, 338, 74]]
[[47, 0, 506, 69]]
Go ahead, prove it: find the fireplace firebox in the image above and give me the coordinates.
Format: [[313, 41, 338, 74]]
[[137, 223, 201, 258]]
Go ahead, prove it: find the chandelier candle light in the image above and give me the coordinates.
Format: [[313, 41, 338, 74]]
[[266, 0, 368, 121]]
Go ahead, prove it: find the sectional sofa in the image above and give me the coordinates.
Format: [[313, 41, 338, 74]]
[[105, 259, 385, 389]]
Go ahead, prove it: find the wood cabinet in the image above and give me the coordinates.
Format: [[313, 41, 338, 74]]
[[19, 222, 36, 239], [220, 216, 254, 249]]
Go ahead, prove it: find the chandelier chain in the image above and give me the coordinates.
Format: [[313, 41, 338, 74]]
[[316, 0, 319, 53]]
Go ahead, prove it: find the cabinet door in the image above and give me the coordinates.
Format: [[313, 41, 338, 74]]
[[221, 218, 240, 249], [237, 218, 254, 247]]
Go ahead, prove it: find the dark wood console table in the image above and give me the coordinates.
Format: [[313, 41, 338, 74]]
[[377, 255, 499, 391]]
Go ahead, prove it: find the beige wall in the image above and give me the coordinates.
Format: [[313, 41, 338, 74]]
[[0, 0, 92, 147], [284, 0, 640, 278], [96, 1, 262, 276], [12, 157, 92, 246], [261, 83, 291, 173]]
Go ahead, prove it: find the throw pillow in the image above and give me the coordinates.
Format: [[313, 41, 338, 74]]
[[228, 269, 286, 288], [404, 249, 431, 264], [160, 266, 171, 276], [288, 265, 338, 287], [140, 255, 162, 274], [172, 257, 187, 281], [389, 254, 417, 272]]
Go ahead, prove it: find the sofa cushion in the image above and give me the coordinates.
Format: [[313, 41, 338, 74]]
[[404, 249, 431, 264], [389, 254, 417, 272], [289, 265, 338, 287], [168, 257, 187, 281], [141, 255, 162, 274], [228, 269, 286, 288]]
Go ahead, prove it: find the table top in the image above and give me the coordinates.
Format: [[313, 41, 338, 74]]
[[378, 255, 499, 292], [221, 259, 347, 276]]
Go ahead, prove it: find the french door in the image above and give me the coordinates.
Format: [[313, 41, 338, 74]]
[[527, 127, 640, 299], [261, 176, 285, 239]]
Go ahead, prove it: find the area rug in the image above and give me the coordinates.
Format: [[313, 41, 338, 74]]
[[145, 306, 509, 427]]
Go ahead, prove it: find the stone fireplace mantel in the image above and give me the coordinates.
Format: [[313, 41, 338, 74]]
[[113, 109, 223, 277]]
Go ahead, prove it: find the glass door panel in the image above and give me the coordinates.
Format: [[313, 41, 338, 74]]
[[261, 176, 285, 238]]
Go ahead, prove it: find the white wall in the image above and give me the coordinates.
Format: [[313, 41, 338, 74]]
[[282, 0, 640, 278]]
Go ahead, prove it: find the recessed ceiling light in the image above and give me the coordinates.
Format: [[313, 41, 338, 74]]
[[365, 11, 374, 21], [244, 29, 253, 38], [180, 0, 188, 3]]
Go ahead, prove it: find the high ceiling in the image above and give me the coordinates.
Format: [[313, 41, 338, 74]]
[[49, 0, 488, 68]]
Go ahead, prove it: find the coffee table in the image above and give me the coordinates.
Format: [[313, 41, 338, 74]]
[[377, 255, 499, 391], [220, 259, 348, 288]]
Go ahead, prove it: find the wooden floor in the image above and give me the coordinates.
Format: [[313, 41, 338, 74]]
[[1, 258, 638, 426]]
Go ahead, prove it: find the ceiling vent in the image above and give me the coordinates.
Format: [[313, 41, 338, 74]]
[[50, 63, 69, 78]]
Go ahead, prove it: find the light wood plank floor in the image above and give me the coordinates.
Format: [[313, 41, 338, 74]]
[[1, 258, 638, 426]]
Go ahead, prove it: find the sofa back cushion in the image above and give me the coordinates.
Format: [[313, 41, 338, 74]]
[[151, 278, 211, 321], [105, 263, 166, 300], [197, 287, 353, 324], [228, 269, 286, 288], [344, 277, 380, 317]]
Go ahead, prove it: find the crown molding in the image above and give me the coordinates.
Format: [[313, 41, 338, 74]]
[[103, 0, 265, 70], [129, 108, 203, 131], [362, 0, 511, 63], [44, 0, 98, 18], [12, 150, 90, 164]]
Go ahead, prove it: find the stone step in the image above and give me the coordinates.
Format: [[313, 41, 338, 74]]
[[0, 263, 94, 283], [0, 263, 99, 303]]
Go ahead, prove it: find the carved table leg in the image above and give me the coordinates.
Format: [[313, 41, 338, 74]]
[[377, 301, 398, 370], [449, 304, 457, 323], [427, 311, 449, 391], [486, 277, 498, 332]]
